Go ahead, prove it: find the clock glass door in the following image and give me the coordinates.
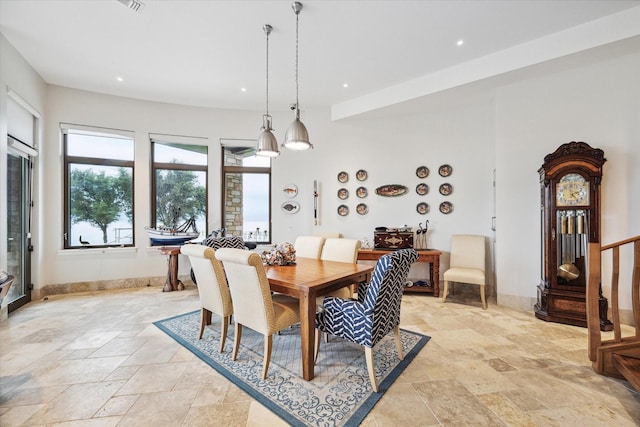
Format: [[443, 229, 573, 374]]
[[555, 209, 588, 286]]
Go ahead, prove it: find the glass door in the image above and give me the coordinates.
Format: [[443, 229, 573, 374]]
[[6, 145, 31, 312]]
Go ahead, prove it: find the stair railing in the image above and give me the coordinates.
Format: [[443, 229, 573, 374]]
[[586, 235, 640, 375]]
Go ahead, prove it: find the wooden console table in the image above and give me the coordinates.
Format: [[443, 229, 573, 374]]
[[158, 246, 185, 292], [357, 249, 441, 297]]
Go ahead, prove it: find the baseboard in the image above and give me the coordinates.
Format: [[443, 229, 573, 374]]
[[31, 275, 191, 300], [496, 293, 537, 312]]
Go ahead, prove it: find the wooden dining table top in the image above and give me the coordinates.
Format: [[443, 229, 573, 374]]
[[264, 257, 374, 296]]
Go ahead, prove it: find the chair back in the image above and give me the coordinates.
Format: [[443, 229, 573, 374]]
[[450, 234, 485, 271], [363, 249, 418, 345], [180, 244, 232, 316], [315, 232, 342, 238], [320, 238, 362, 263], [202, 235, 247, 250], [294, 235, 326, 259], [215, 248, 275, 335]]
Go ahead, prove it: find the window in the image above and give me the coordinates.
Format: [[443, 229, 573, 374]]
[[221, 140, 271, 243], [63, 125, 134, 248], [151, 135, 208, 240]]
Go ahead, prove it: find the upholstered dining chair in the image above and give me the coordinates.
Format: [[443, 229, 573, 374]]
[[442, 234, 487, 309], [215, 248, 301, 380], [294, 235, 326, 259], [319, 238, 362, 300], [190, 235, 249, 285], [180, 244, 233, 352], [314, 231, 342, 238], [315, 248, 418, 392]]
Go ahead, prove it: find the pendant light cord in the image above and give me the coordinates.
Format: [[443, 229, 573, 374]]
[[266, 27, 270, 116], [295, 11, 299, 112]]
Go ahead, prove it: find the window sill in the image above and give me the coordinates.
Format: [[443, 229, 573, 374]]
[[57, 247, 138, 256]]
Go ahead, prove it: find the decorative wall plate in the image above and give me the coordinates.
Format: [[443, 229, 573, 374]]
[[438, 164, 453, 177], [281, 201, 300, 214], [375, 184, 408, 197], [356, 203, 368, 215], [416, 183, 429, 195], [439, 183, 453, 196], [416, 166, 429, 178], [416, 202, 429, 215], [356, 186, 368, 198], [439, 201, 453, 214], [337, 188, 349, 200], [337, 171, 349, 183], [337, 205, 349, 216], [356, 169, 368, 181], [283, 183, 298, 198]]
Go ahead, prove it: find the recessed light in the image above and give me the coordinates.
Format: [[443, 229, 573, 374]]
[[457, 39, 464, 46], [241, 87, 247, 92], [343, 83, 348, 88], [116, 76, 124, 82]]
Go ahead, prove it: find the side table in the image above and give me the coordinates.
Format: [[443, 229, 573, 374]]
[[357, 249, 441, 297], [158, 246, 184, 292]]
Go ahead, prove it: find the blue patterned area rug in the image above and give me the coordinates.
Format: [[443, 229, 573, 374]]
[[154, 310, 430, 427]]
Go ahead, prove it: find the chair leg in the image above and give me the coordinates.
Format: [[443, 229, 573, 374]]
[[480, 284, 487, 310], [199, 308, 211, 339], [364, 346, 379, 392], [232, 323, 242, 361], [314, 328, 321, 363], [219, 315, 230, 353], [393, 326, 404, 361], [442, 280, 449, 303], [262, 334, 273, 380]]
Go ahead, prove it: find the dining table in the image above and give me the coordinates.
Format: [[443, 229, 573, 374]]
[[265, 257, 374, 381]]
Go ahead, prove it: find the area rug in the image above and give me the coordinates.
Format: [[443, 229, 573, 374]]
[[154, 310, 430, 427]]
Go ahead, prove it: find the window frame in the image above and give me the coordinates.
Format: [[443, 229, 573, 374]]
[[62, 125, 135, 249], [150, 136, 209, 236], [221, 141, 272, 244]]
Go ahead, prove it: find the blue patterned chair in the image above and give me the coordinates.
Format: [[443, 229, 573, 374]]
[[315, 248, 418, 392]]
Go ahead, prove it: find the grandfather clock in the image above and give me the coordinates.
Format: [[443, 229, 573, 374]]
[[535, 141, 612, 331]]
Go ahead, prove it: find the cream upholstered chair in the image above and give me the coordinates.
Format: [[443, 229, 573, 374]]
[[320, 238, 361, 264], [180, 244, 233, 352], [315, 231, 342, 238], [442, 234, 487, 309], [215, 248, 300, 380], [319, 238, 362, 300], [294, 235, 326, 259]]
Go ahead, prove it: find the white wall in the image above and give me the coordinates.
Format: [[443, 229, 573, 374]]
[[495, 50, 640, 310]]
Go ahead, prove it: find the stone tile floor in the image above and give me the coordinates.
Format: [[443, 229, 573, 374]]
[[0, 284, 638, 426]]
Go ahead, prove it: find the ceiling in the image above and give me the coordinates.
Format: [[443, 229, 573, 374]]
[[1, 0, 639, 116]]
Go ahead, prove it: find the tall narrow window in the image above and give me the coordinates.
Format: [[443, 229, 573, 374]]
[[151, 135, 208, 241], [221, 140, 271, 243], [63, 125, 134, 248]]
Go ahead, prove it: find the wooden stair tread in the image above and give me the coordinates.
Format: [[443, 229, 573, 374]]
[[612, 353, 640, 392]]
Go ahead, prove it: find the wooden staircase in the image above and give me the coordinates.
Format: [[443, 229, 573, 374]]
[[587, 236, 640, 392]]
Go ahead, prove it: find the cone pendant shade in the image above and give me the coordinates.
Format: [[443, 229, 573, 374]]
[[283, 111, 311, 150]]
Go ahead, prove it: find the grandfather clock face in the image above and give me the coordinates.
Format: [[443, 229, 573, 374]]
[[556, 173, 590, 207]]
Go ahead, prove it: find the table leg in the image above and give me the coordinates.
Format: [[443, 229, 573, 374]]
[[432, 258, 440, 297], [164, 254, 179, 292], [299, 292, 316, 381]]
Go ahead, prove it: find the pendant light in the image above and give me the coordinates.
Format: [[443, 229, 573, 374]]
[[283, 1, 312, 151], [256, 24, 280, 157]]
